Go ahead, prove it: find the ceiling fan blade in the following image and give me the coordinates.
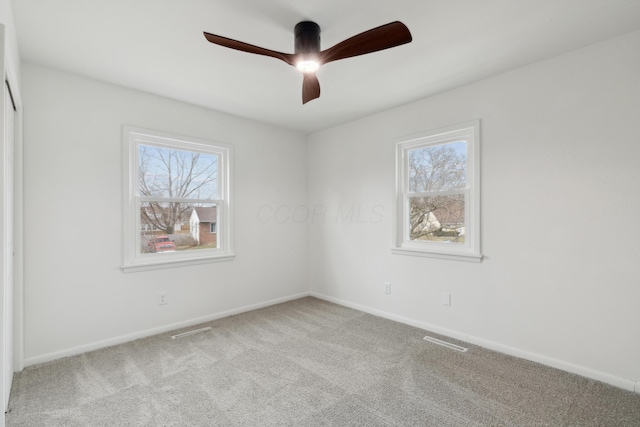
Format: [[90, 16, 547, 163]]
[[319, 21, 412, 65], [203, 32, 296, 66], [302, 73, 320, 104]]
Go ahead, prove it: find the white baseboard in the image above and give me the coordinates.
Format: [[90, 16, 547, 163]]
[[24, 292, 311, 368], [310, 292, 639, 394]]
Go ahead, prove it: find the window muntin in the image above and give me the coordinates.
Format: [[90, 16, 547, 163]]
[[394, 121, 481, 261], [123, 127, 233, 271]]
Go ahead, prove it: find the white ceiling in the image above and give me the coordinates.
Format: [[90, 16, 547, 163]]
[[11, 0, 640, 134]]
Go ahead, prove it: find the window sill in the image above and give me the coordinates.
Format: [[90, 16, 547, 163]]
[[391, 247, 482, 263], [121, 253, 235, 273]]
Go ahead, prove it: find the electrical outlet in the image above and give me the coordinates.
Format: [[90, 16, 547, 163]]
[[158, 291, 168, 305], [384, 282, 391, 295]]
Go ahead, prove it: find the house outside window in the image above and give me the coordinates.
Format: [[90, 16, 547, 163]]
[[393, 120, 481, 262], [122, 126, 233, 271], [189, 207, 217, 245]]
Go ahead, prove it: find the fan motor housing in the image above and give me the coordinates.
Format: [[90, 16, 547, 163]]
[[294, 21, 321, 54]]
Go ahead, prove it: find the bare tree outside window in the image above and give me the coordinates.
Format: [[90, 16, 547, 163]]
[[408, 142, 466, 243]]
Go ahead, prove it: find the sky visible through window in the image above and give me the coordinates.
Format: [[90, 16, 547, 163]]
[[138, 145, 218, 200]]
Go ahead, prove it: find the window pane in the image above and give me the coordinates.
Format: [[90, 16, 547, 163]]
[[140, 202, 218, 253], [409, 194, 465, 244], [138, 145, 218, 199], [408, 141, 466, 192]]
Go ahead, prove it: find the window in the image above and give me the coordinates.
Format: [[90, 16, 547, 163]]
[[122, 126, 233, 271], [393, 120, 481, 262]]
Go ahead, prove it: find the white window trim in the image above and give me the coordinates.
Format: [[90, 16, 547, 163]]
[[392, 120, 482, 262], [122, 126, 234, 272]]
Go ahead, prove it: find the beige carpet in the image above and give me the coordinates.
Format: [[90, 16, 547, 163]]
[[6, 297, 640, 426]]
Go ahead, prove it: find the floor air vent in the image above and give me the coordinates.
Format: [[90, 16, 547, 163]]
[[423, 335, 468, 352], [171, 326, 212, 339]]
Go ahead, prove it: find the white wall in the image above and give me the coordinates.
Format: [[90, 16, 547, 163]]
[[22, 64, 308, 364], [308, 30, 640, 391]]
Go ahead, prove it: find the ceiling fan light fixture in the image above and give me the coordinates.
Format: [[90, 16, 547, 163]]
[[296, 59, 320, 73]]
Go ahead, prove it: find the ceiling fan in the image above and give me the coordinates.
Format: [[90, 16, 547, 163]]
[[203, 21, 412, 104]]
